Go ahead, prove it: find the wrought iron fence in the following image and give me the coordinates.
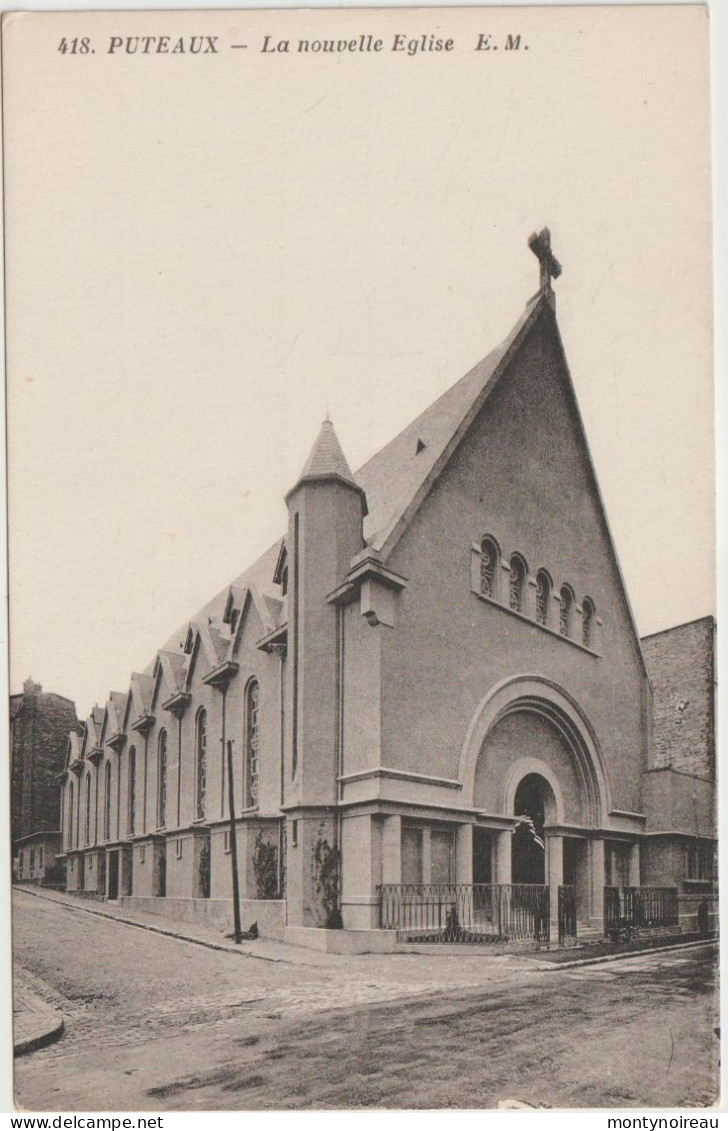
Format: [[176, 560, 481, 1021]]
[[604, 885, 679, 933], [378, 883, 550, 943], [558, 884, 577, 944], [604, 886, 621, 932]]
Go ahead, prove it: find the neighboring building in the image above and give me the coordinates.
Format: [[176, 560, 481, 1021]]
[[641, 617, 717, 927], [10, 677, 79, 883], [57, 234, 717, 948], [16, 832, 64, 884]]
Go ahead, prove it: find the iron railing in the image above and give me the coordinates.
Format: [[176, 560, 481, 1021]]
[[604, 886, 679, 933], [378, 883, 550, 943], [558, 884, 577, 944]]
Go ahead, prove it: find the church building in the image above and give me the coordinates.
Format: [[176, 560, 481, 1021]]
[[58, 232, 717, 950]]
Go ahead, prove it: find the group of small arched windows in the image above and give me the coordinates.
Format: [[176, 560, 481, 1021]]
[[479, 536, 596, 649]]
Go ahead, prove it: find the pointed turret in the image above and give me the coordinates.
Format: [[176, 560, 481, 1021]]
[[283, 416, 367, 928], [286, 417, 367, 511]]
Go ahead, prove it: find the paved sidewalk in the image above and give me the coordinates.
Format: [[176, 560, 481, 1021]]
[[13, 883, 718, 979], [13, 884, 325, 965], [13, 975, 65, 1056]]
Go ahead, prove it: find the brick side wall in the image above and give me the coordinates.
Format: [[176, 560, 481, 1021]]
[[10, 683, 79, 844], [641, 618, 715, 779]]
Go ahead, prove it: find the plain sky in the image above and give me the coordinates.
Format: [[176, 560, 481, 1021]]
[[4, 5, 714, 718]]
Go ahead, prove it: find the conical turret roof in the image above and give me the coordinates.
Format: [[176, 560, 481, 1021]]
[[286, 417, 367, 509]]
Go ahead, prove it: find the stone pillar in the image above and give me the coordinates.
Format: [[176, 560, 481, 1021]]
[[381, 815, 402, 886], [574, 840, 591, 923], [495, 828, 513, 885], [628, 841, 641, 888], [547, 833, 564, 939], [589, 838, 606, 930], [456, 824, 473, 885], [340, 813, 381, 930]]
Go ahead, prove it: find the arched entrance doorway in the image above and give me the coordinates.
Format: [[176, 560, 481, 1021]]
[[512, 772, 554, 885]]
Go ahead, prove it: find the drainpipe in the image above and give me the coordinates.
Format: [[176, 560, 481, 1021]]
[[334, 605, 345, 914], [142, 734, 148, 836], [176, 715, 182, 828], [226, 738, 243, 944], [278, 647, 286, 899], [116, 754, 121, 842], [94, 765, 100, 844], [220, 686, 227, 818]]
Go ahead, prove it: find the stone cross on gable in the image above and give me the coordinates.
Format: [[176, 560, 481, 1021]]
[[528, 227, 562, 294]]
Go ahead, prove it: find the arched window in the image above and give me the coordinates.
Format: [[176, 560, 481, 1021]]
[[536, 570, 551, 627], [103, 761, 112, 841], [480, 536, 499, 599], [128, 746, 136, 835], [246, 680, 260, 808], [559, 585, 574, 638], [195, 709, 207, 820], [157, 730, 168, 829], [509, 554, 527, 613], [84, 772, 92, 845], [582, 598, 595, 649]]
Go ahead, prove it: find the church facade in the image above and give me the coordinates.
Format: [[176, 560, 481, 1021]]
[[57, 234, 717, 948]]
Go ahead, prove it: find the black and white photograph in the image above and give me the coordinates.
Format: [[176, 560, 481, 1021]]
[[2, 3, 720, 1114]]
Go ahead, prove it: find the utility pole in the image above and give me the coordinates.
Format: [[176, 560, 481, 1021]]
[[226, 738, 243, 944]]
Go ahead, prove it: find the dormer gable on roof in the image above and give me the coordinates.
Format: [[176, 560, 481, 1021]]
[[182, 624, 195, 655], [102, 691, 128, 750], [122, 672, 155, 733], [79, 710, 104, 762], [222, 585, 247, 637], [150, 650, 191, 713], [272, 539, 288, 591], [65, 729, 83, 772]]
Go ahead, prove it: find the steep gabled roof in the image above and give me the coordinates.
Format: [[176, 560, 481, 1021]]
[[156, 538, 282, 661], [356, 294, 543, 553], [117, 282, 648, 698]]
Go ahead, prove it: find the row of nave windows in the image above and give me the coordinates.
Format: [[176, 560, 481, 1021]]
[[479, 536, 596, 649], [74, 679, 261, 847]]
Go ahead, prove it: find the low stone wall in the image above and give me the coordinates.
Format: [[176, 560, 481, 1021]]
[[117, 895, 287, 938], [119, 895, 234, 932], [284, 926, 398, 954], [240, 900, 286, 941]]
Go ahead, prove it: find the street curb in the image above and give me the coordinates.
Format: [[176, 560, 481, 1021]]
[[14, 887, 717, 972], [14, 1013, 65, 1057], [14, 885, 291, 965], [532, 937, 717, 971]]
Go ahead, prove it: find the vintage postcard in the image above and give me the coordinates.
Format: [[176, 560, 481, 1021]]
[[3, 4, 719, 1114]]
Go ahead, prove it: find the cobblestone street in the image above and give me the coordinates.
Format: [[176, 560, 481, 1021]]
[[11, 889, 720, 1111]]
